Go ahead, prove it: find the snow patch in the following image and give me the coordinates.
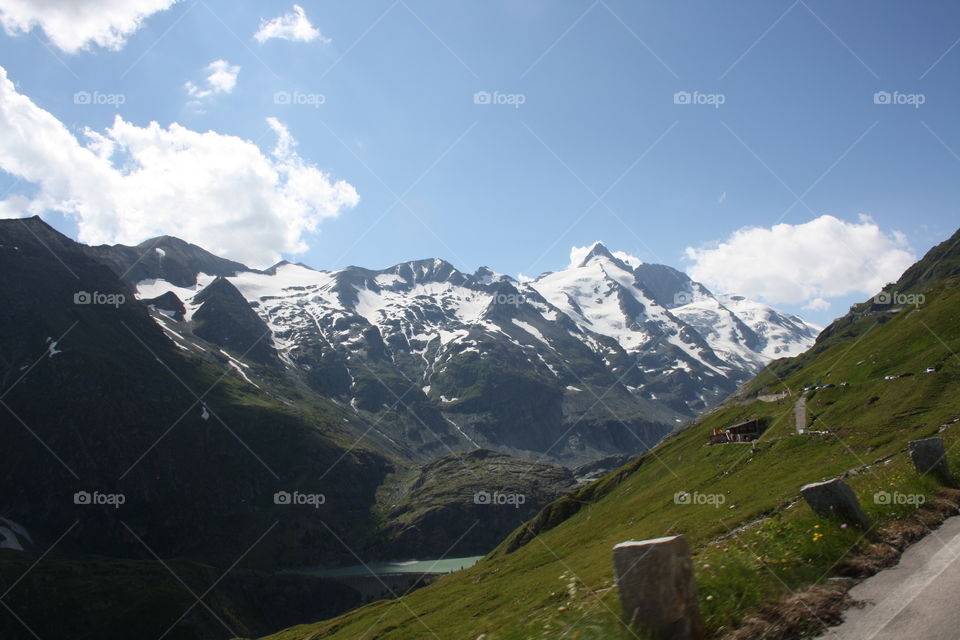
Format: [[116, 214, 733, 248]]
[[511, 319, 549, 346]]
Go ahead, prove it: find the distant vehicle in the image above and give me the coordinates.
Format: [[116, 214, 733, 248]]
[[802, 386, 813, 391], [884, 375, 897, 380], [821, 384, 836, 388], [924, 367, 937, 374], [900, 372, 914, 378], [840, 382, 850, 387]]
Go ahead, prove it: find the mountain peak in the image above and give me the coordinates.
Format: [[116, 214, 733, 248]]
[[571, 242, 644, 271], [82, 234, 249, 288], [576, 241, 617, 268]]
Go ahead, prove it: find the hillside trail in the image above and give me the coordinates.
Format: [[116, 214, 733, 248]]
[[795, 394, 807, 434]]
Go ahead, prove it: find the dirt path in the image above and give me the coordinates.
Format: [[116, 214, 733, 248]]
[[795, 394, 807, 434]]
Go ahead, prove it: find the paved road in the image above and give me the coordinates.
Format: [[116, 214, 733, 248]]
[[818, 515, 960, 639]]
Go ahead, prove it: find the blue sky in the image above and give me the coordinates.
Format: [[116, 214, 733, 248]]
[[0, 0, 958, 324]]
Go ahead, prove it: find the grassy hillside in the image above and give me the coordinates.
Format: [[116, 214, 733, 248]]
[[256, 230, 960, 639]]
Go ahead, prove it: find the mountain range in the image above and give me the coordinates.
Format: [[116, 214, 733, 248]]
[[100, 230, 820, 465]]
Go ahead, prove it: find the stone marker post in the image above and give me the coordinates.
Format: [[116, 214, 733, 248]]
[[612, 535, 704, 640], [909, 437, 957, 487], [800, 477, 872, 531]]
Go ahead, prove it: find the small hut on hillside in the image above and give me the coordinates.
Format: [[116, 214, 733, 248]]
[[709, 418, 766, 444]]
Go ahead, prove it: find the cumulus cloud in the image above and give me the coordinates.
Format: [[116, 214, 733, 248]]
[[185, 59, 240, 103], [684, 215, 915, 309], [0, 0, 180, 53], [0, 65, 358, 268], [612, 250, 642, 268], [567, 244, 594, 268], [254, 4, 328, 44]]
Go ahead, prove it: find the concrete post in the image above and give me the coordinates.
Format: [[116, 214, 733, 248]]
[[909, 438, 957, 488], [612, 535, 704, 640], [800, 478, 872, 531]]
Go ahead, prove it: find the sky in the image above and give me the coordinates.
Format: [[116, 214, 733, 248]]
[[0, 0, 958, 325]]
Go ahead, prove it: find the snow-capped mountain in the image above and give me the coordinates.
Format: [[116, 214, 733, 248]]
[[103, 237, 820, 464], [527, 242, 820, 412]]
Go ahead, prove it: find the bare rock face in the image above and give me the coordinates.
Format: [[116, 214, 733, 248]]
[[373, 449, 576, 559], [612, 535, 704, 640], [909, 437, 957, 487], [800, 478, 872, 531]]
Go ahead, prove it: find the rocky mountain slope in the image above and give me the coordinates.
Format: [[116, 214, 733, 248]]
[[371, 449, 577, 558], [0, 217, 392, 569]]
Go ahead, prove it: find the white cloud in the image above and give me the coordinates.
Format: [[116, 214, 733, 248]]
[[0, 0, 180, 53], [185, 59, 240, 103], [254, 4, 328, 44], [568, 243, 595, 268], [204, 59, 239, 93], [803, 297, 831, 312], [612, 250, 642, 269], [684, 215, 916, 308], [568, 242, 642, 269], [0, 65, 358, 268]]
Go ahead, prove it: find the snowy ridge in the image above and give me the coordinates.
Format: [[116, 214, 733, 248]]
[[133, 242, 822, 442]]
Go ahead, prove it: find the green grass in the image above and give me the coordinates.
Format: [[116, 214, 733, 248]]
[[256, 274, 960, 640]]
